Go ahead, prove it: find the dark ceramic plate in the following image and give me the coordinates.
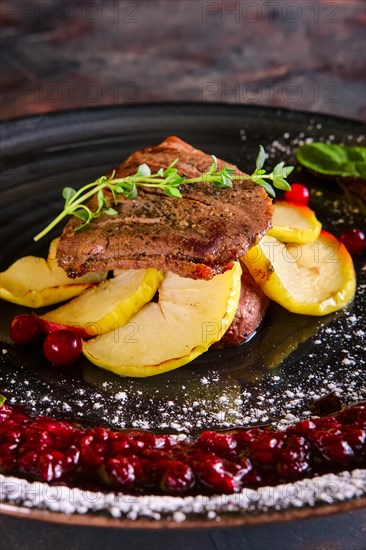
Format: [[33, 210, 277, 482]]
[[0, 104, 365, 526]]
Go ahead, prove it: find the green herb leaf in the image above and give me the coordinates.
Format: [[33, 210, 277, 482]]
[[0, 394, 6, 406], [282, 166, 294, 178], [272, 162, 285, 179], [105, 207, 118, 216], [127, 183, 138, 199], [34, 146, 293, 240], [62, 187, 76, 203], [209, 155, 218, 173], [273, 178, 291, 191], [97, 189, 107, 209], [296, 142, 366, 179], [73, 209, 90, 222], [256, 145, 266, 170], [137, 163, 151, 177], [163, 186, 183, 198]]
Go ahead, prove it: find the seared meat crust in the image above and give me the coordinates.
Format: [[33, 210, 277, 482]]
[[57, 137, 273, 280]]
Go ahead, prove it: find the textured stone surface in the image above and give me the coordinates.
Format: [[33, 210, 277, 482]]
[[0, 0, 365, 121]]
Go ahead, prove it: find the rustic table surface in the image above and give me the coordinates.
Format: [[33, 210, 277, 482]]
[[0, 1, 365, 549], [0, 0, 365, 121]]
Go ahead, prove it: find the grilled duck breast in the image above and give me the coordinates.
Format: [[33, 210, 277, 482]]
[[57, 137, 273, 280]]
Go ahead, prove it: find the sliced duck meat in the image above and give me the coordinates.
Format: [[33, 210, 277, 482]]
[[57, 136, 273, 280]]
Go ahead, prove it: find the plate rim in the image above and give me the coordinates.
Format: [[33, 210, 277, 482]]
[[1, 495, 365, 530], [0, 102, 365, 529], [1, 100, 366, 133]]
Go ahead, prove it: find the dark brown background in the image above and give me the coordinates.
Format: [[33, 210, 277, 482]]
[[0, 0, 365, 121], [0, 1, 365, 548]]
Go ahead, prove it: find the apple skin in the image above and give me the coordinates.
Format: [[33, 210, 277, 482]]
[[268, 201, 322, 244], [0, 283, 102, 309], [35, 315, 93, 339], [39, 268, 163, 338], [82, 262, 242, 378], [243, 231, 356, 316], [0, 238, 106, 308]]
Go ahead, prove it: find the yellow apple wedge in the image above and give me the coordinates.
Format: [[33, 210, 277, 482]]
[[243, 232, 356, 316], [268, 201, 322, 244], [0, 239, 106, 308], [39, 268, 163, 338], [83, 262, 242, 377]]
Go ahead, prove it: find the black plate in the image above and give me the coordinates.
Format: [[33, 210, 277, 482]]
[[0, 104, 365, 525]]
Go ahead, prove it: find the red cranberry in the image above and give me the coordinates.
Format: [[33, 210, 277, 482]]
[[19, 448, 65, 482], [284, 183, 310, 205], [0, 442, 18, 472], [104, 456, 139, 487], [31, 418, 74, 448], [277, 455, 310, 479], [0, 404, 13, 422], [249, 433, 282, 465], [337, 404, 366, 425], [4, 428, 22, 444], [229, 458, 253, 485], [78, 433, 106, 468], [10, 314, 42, 345], [43, 330, 82, 365], [141, 449, 171, 462], [160, 461, 195, 494], [0, 419, 18, 436], [18, 449, 39, 475], [340, 228, 366, 255], [0, 401, 365, 496], [343, 428, 366, 453], [322, 441, 355, 464], [195, 457, 239, 493], [198, 431, 237, 455], [19, 428, 55, 453], [38, 451, 65, 482], [63, 445, 80, 471], [108, 435, 131, 455]]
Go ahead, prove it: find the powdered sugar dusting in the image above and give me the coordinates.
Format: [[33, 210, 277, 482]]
[[1, 263, 365, 434], [1, 470, 365, 522]]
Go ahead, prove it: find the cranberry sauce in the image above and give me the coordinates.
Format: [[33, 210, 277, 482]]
[[0, 402, 365, 496]]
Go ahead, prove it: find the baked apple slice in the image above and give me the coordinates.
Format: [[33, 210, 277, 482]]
[[268, 201, 322, 243], [39, 268, 163, 338], [83, 262, 242, 377], [0, 239, 106, 308], [243, 232, 356, 316]]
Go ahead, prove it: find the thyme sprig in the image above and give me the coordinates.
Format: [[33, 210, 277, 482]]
[[34, 146, 293, 241]]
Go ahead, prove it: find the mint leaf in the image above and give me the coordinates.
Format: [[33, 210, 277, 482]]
[[296, 143, 366, 179], [0, 394, 6, 406]]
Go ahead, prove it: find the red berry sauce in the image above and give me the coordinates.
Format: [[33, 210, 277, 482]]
[[0, 401, 365, 495]]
